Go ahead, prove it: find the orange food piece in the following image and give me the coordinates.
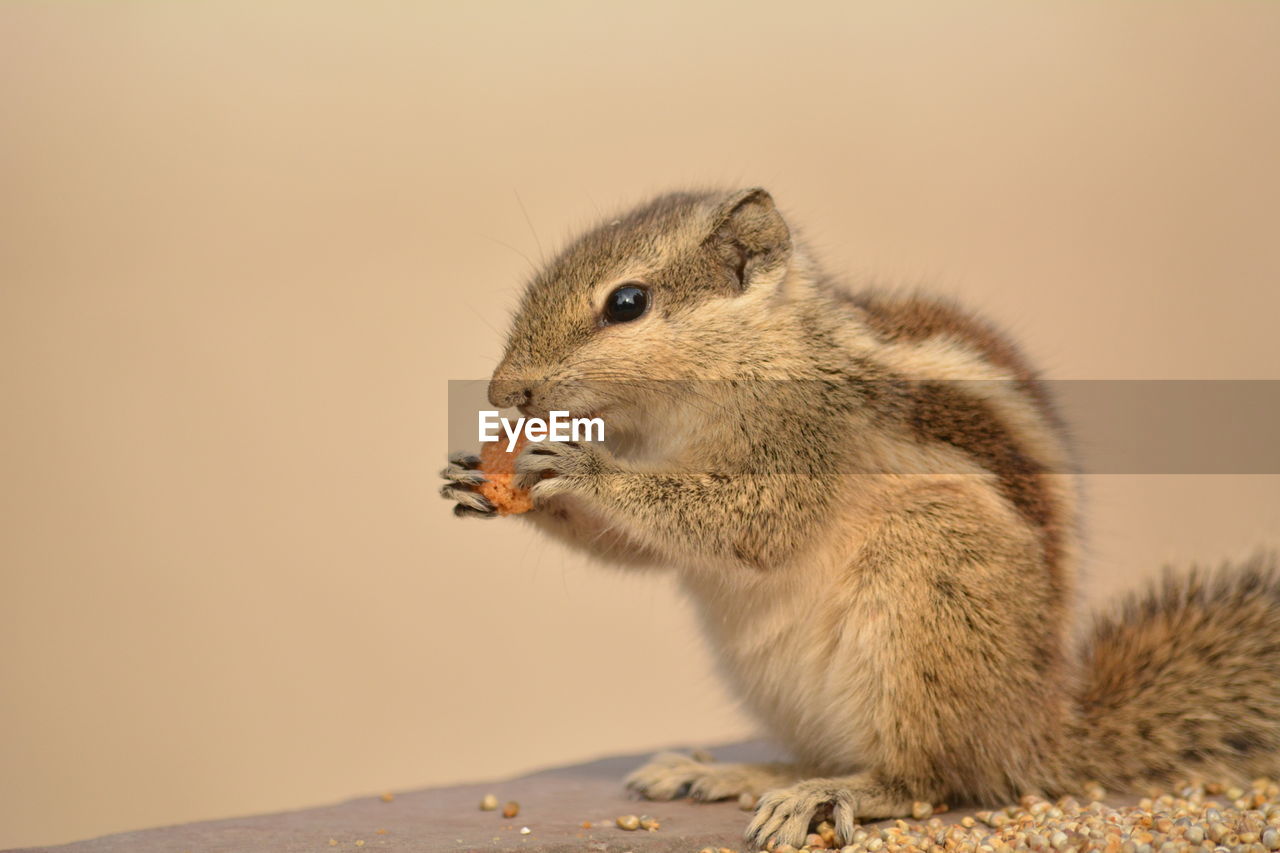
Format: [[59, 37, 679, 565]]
[[478, 436, 533, 515]]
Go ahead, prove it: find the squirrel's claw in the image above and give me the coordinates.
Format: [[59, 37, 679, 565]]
[[513, 443, 565, 492], [513, 440, 603, 499], [453, 502, 497, 519], [440, 482, 495, 515], [745, 775, 899, 850], [440, 450, 497, 518], [745, 788, 820, 851], [624, 751, 709, 801], [440, 462, 486, 486], [447, 451, 482, 469]]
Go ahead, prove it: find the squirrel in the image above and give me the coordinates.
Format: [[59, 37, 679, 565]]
[[440, 188, 1280, 850]]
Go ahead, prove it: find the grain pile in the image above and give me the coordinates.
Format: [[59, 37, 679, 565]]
[[731, 778, 1280, 853]]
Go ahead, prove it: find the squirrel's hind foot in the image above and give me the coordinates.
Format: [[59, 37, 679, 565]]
[[624, 750, 799, 802], [745, 773, 916, 850]]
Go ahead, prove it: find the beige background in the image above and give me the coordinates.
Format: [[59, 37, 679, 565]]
[[2, 2, 1279, 848]]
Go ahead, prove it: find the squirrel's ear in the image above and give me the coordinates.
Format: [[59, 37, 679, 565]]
[[704, 187, 792, 291]]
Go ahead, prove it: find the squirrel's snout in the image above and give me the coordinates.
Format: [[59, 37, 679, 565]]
[[488, 377, 532, 409]]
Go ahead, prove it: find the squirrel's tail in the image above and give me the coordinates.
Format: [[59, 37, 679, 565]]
[[1071, 554, 1280, 788]]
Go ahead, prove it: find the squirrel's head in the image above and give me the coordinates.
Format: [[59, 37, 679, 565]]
[[489, 188, 794, 427]]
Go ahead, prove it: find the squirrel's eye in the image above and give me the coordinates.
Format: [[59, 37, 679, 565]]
[[603, 284, 648, 324]]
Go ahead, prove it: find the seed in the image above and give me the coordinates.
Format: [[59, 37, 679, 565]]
[[616, 814, 640, 831], [639, 816, 660, 831], [581, 821, 592, 828], [328, 841, 337, 847], [1264, 828, 1280, 849], [355, 842, 364, 848], [807, 832, 828, 848], [379, 792, 394, 803], [502, 801, 519, 818], [479, 794, 498, 811], [518, 826, 530, 835]]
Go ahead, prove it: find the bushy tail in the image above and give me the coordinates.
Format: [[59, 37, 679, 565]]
[[1072, 554, 1280, 788]]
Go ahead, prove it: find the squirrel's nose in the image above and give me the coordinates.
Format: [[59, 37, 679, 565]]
[[488, 377, 531, 409]]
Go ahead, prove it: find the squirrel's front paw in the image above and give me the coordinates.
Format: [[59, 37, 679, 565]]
[[514, 441, 606, 504], [439, 451, 497, 518]]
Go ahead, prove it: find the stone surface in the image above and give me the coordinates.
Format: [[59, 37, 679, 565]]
[[11, 741, 808, 853]]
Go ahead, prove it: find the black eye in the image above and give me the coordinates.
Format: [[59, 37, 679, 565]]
[[603, 284, 648, 323]]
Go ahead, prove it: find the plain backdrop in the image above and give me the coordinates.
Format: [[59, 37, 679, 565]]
[[2, 2, 1279, 848]]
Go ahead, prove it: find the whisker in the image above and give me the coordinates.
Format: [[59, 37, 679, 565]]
[[461, 301, 507, 344], [479, 233, 540, 276], [513, 189, 545, 263]]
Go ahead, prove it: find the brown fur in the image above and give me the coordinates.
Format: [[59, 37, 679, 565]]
[[903, 380, 1067, 601], [850, 290, 1064, 430], [851, 291, 1038, 384], [1071, 555, 1280, 788], [441, 188, 1279, 849]]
